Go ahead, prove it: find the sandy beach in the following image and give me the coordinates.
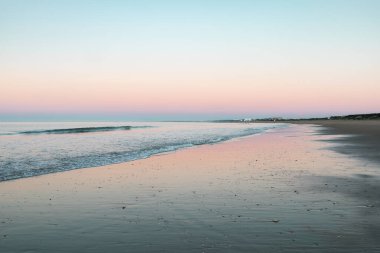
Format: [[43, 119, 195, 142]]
[[1, 123, 380, 253], [299, 120, 380, 164], [1, 0, 379, 252]]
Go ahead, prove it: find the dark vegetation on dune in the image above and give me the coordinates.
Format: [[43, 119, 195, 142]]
[[329, 113, 380, 120]]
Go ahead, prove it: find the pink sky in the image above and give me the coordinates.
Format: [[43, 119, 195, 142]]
[[1, 1, 379, 119]]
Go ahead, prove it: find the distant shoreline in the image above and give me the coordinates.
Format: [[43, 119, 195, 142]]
[[242, 119, 380, 165], [212, 113, 380, 123], [214, 116, 380, 165]]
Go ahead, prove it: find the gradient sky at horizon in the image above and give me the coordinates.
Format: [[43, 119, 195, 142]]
[[1, 0, 379, 120]]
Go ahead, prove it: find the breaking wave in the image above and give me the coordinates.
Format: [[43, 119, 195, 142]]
[[3, 126, 151, 135]]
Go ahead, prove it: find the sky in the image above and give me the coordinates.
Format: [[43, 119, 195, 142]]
[[0, 0, 379, 121]]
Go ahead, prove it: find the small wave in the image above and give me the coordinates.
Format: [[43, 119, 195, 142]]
[[0, 123, 287, 181], [17, 126, 150, 135]]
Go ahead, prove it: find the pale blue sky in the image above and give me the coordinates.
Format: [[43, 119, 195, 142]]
[[1, 0, 379, 120]]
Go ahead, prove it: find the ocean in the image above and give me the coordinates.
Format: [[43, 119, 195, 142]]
[[0, 121, 284, 181]]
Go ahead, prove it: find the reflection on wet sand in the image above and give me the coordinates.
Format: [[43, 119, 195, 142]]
[[0, 125, 379, 253]]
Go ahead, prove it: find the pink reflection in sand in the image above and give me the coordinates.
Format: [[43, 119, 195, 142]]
[[1, 125, 379, 252]]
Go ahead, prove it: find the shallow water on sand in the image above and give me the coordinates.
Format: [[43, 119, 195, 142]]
[[0, 122, 281, 181], [0, 125, 379, 252]]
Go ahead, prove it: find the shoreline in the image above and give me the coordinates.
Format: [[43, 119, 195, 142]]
[[0, 123, 285, 183]]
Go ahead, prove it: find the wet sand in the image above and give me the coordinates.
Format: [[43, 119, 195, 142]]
[[295, 120, 380, 164], [1, 124, 380, 252]]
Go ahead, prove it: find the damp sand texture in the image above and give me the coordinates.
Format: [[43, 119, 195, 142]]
[[1, 124, 380, 253]]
